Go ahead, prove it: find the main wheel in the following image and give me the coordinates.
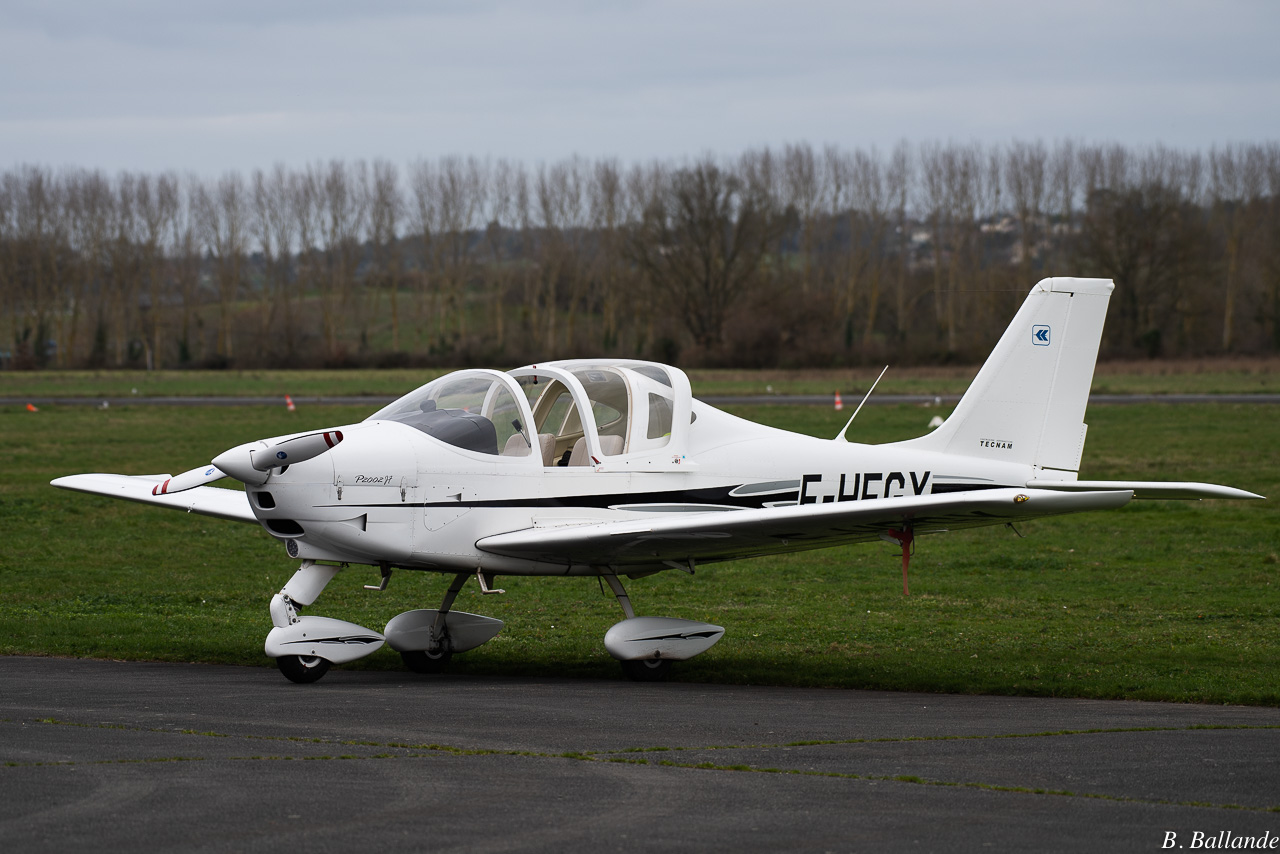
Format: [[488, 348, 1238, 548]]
[[621, 658, 673, 682], [276, 654, 331, 684], [401, 648, 453, 674]]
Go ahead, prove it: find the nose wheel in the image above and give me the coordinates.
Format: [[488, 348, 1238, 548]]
[[276, 654, 331, 684], [265, 562, 386, 684]]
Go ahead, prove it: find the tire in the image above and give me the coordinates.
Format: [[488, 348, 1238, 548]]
[[276, 654, 331, 684], [621, 658, 673, 682], [401, 648, 453, 674]]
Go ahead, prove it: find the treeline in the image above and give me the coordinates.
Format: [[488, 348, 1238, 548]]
[[3, 140, 1278, 371]]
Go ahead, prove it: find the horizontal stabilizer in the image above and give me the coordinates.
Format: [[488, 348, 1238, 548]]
[[50, 473, 256, 523], [1025, 479, 1263, 501]]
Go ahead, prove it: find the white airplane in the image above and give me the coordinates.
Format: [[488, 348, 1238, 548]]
[[53, 278, 1262, 683]]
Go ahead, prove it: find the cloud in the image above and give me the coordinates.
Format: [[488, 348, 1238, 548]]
[[1, 0, 1276, 173]]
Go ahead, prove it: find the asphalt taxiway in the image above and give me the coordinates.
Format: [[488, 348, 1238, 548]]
[[2, 656, 1277, 852]]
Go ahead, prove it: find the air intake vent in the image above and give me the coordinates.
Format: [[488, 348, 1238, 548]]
[[266, 519, 304, 536], [255, 492, 276, 509]]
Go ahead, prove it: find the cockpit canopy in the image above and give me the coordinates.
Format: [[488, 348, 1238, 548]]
[[367, 361, 692, 467]]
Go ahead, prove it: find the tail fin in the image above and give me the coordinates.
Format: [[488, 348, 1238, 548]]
[[898, 277, 1113, 476]]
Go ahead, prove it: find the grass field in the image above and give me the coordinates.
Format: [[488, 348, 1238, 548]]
[[1, 397, 1276, 704], [2, 356, 1279, 399]]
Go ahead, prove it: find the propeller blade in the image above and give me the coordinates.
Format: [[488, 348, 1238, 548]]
[[251, 430, 344, 472], [151, 464, 226, 496]]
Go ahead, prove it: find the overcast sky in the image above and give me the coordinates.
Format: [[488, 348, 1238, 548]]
[[2, 0, 1277, 175]]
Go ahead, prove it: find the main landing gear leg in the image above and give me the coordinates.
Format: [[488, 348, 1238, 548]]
[[601, 571, 636, 620], [265, 560, 386, 684]]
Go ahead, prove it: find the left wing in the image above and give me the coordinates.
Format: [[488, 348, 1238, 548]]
[[51, 474, 257, 523], [476, 487, 1132, 567]]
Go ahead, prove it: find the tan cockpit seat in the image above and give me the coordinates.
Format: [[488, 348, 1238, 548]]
[[568, 435, 625, 466]]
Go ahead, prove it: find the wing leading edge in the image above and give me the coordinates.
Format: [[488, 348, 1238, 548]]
[[476, 487, 1134, 567], [51, 474, 256, 523]]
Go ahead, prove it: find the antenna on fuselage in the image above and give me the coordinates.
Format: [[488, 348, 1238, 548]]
[[834, 365, 888, 442]]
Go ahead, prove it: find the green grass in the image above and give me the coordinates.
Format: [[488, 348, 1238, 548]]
[[2, 360, 1278, 399], [1, 399, 1276, 704]]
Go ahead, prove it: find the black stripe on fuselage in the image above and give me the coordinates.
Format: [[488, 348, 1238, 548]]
[[313, 481, 1009, 511], [928, 483, 1005, 495]]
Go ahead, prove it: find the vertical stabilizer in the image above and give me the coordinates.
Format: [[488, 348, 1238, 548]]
[[897, 278, 1113, 476]]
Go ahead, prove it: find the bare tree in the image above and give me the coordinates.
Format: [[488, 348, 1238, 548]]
[[368, 159, 402, 353], [105, 173, 140, 365], [408, 156, 482, 351], [943, 144, 982, 353], [1048, 139, 1078, 275], [1263, 144, 1280, 349], [886, 141, 911, 342], [170, 175, 203, 364], [313, 160, 368, 359], [10, 166, 67, 367], [851, 146, 889, 344], [1210, 143, 1263, 351], [624, 154, 784, 351], [917, 142, 950, 341], [194, 172, 249, 361], [481, 158, 517, 351], [591, 157, 631, 354], [135, 172, 178, 368], [253, 164, 299, 360], [1006, 139, 1048, 285], [782, 142, 827, 296], [1078, 146, 1189, 355]]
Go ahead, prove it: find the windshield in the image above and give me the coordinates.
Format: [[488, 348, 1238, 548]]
[[368, 372, 532, 456]]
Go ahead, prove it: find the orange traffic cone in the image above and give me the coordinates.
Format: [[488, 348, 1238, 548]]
[[285, 395, 296, 412], [26, 403, 38, 412], [834, 392, 843, 411]]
